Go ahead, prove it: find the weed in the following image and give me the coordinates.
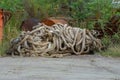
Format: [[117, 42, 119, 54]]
[[101, 45, 120, 57]]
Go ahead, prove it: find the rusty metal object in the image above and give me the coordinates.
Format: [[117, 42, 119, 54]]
[[0, 9, 12, 41], [0, 9, 3, 41], [20, 17, 68, 31], [41, 18, 68, 26], [20, 18, 40, 31]]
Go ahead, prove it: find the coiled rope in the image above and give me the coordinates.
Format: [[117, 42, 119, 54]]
[[8, 23, 103, 57]]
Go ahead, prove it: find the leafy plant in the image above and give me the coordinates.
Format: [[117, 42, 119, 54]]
[[0, 0, 23, 12]]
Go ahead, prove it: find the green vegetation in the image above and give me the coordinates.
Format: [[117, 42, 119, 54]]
[[0, 0, 120, 57], [101, 45, 120, 57]]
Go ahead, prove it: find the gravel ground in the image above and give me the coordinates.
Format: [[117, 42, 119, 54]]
[[0, 55, 120, 80]]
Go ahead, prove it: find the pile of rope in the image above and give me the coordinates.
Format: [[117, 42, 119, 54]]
[[8, 23, 103, 57]]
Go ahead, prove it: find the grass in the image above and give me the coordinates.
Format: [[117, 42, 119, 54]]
[[100, 45, 120, 57], [0, 41, 9, 56], [0, 13, 22, 56], [100, 34, 120, 57], [0, 28, 20, 56]]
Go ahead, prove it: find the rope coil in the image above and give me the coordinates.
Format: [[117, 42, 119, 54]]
[[8, 23, 103, 57]]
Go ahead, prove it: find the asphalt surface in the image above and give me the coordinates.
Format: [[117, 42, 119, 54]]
[[0, 55, 120, 80]]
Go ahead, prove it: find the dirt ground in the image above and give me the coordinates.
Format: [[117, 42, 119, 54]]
[[0, 55, 120, 80]]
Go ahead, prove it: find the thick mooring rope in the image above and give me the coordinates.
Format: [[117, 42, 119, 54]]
[[8, 23, 103, 57]]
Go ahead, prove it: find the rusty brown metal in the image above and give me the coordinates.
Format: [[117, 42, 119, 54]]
[[20, 17, 68, 31], [0, 9, 4, 41], [41, 18, 68, 26], [20, 18, 40, 31], [0, 9, 12, 42]]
